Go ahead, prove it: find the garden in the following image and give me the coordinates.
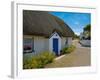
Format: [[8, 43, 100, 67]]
[[23, 45, 76, 69]]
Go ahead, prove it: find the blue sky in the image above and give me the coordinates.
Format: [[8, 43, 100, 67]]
[[50, 12, 91, 35]]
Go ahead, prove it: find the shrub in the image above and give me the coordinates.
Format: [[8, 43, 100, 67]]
[[23, 56, 39, 69], [62, 45, 76, 54], [23, 51, 55, 69], [39, 52, 55, 65]]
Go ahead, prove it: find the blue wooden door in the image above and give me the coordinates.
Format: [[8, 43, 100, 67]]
[[53, 38, 58, 55]]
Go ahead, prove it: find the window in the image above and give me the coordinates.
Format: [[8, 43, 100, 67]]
[[23, 38, 34, 53], [56, 33, 58, 36], [65, 38, 68, 45]]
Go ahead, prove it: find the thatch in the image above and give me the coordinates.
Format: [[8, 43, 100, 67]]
[[23, 10, 74, 37]]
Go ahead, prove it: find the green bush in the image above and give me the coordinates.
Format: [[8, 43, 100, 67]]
[[39, 52, 55, 65], [23, 56, 40, 69], [62, 45, 76, 54], [23, 51, 55, 69]]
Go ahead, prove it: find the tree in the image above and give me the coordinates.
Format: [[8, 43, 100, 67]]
[[83, 24, 91, 40], [84, 24, 91, 32]]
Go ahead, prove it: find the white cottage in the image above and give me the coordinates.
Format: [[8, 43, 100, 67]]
[[23, 10, 74, 56]]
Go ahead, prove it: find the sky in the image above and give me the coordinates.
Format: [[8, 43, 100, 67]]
[[50, 12, 91, 35]]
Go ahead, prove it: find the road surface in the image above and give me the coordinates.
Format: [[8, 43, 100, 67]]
[[45, 40, 91, 68]]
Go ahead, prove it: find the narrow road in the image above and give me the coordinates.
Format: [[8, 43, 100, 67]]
[[45, 40, 91, 68]]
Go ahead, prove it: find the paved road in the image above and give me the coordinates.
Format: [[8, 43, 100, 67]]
[[45, 40, 91, 68]]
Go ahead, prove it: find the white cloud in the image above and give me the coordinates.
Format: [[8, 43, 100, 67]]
[[75, 32, 80, 36]]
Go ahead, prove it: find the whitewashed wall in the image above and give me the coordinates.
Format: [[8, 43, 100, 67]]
[[61, 37, 66, 49], [61, 37, 73, 49], [34, 36, 49, 54], [80, 40, 91, 47], [67, 37, 72, 46]]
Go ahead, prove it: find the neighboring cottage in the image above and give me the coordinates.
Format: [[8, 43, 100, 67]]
[[23, 10, 74, 56], [80, 32, 91, 47]]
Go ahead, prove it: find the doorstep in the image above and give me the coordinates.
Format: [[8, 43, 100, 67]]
[[54, 54, 66, 60]]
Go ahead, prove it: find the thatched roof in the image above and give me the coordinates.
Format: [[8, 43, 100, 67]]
[[23, 10, 74, 37]]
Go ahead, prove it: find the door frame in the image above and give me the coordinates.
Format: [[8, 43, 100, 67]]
[[49, 32, 61, 55]]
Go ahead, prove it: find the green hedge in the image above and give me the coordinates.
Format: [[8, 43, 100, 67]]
[[23, 51, 55, 69], [62, 45, 76, 54]]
